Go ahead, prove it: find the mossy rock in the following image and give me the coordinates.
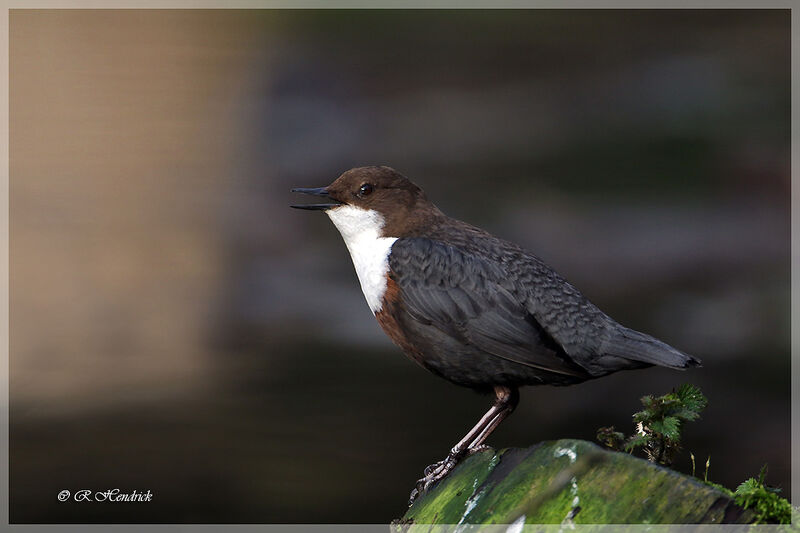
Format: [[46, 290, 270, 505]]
[[397, 439, 753, 527]]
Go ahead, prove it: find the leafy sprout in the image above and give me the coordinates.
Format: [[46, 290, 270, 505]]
[[596, 383, 707, 466]]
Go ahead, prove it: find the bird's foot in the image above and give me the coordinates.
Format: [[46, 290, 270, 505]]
[[408, 452, 463, 505]]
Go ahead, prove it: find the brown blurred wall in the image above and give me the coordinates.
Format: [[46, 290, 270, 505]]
[[10, 10, 266, 414]]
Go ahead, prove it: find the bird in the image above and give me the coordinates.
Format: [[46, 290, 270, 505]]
[[291, 166, 700, 504]]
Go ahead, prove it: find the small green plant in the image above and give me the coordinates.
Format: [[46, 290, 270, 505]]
[[596, 383, 707, 466], [732, 465, 792, 524], [598, 385, 795, 525]]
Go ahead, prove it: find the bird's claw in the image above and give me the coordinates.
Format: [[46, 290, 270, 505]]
[[422, 459, 445, 477], [408, 453, 461, 506]]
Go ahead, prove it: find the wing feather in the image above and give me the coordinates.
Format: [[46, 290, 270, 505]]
[[389, 238, 588, 378]]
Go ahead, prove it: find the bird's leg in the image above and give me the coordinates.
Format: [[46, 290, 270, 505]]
[[419, 404, 502, 477], [410, 386, 519, 504], [466, 387, 519, 452]]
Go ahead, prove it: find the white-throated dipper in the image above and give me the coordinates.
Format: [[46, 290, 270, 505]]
[[291, 166, 700, 504]]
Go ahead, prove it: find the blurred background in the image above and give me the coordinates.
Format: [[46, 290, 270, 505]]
[[9, 9, 789, 523]]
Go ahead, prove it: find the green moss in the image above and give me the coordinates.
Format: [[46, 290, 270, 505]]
[[401, 439, 752, 526], [733, 475, 792, 524], [702, 480, 733, 497]]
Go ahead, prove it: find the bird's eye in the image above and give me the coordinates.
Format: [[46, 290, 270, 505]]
[[358, 183, 374, 197]]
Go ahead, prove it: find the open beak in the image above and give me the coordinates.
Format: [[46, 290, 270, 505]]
[[290, 187, 342, 210]]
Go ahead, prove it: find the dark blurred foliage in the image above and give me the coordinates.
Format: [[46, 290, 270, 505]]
[[10, 9, 789, 523]]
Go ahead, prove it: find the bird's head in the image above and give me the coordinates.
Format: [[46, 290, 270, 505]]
[[292, 166, 435, 239]]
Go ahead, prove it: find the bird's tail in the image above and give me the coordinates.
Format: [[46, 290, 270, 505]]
[[601, 326, 701, 369]]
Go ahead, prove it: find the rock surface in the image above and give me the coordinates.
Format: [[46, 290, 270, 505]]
[[398, 439, 753, 526]]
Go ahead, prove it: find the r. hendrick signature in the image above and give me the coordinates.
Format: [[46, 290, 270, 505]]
[[58, 489, 153, 502]]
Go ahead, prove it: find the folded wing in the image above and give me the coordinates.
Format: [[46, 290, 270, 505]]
[[389, 237, 699, 378]]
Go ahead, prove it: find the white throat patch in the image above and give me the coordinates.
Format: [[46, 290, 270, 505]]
[[325, 205, 398, 314]]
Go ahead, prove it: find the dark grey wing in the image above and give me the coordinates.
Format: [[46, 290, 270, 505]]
[[478, 238, 700, 374], [390, 236, 699, 378], [388, 238, 590, 378]]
